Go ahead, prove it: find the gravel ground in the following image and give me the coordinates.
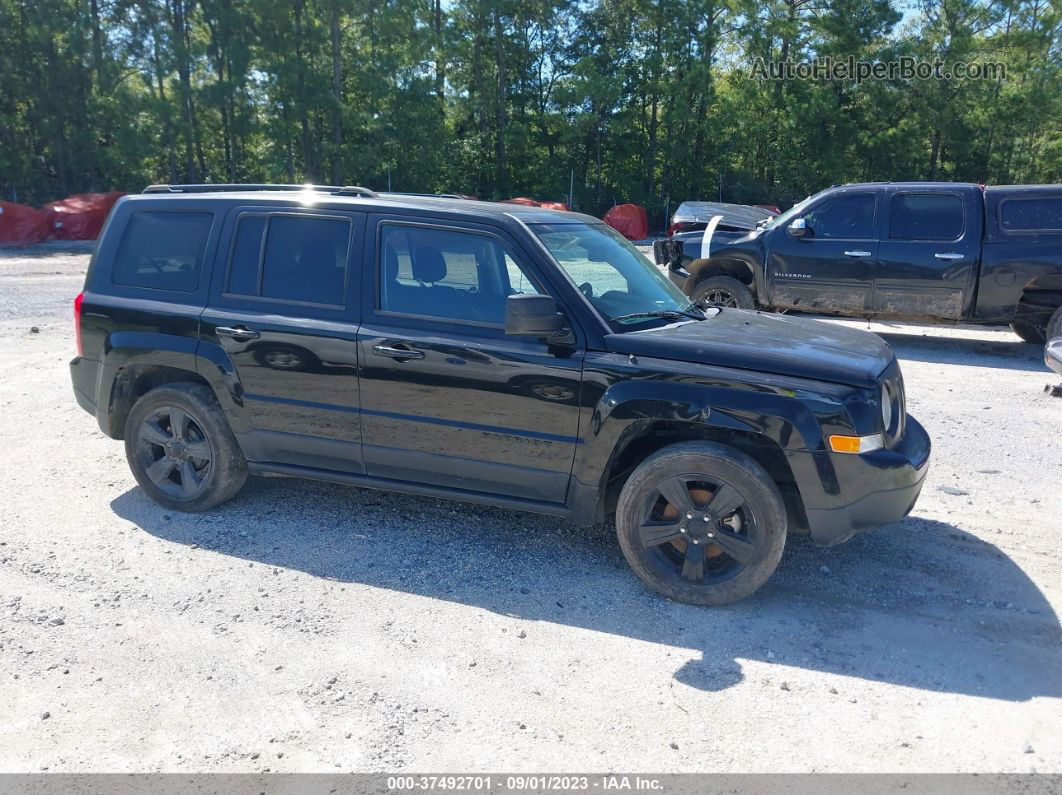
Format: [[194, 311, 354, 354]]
[[0, 243, 1060, 773]]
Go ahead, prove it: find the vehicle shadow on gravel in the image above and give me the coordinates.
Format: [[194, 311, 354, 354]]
[[874, 330, 1048, 373], [113, 479, 1062, 703]]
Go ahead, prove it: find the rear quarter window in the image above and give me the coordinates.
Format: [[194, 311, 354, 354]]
[[1000, 196, 1062, 232], [112, 211, 213, 292]]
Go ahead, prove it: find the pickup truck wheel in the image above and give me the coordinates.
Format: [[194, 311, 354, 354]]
[[615, 442, 786, 606], [690, 276, 755, 310], [124, 382, 248, 512], [1010, 321, 1046, 345]]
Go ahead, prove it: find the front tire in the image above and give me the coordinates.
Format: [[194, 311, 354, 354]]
[[1011, 320, 1046, 345], [615, 442, 786, 605], [690, 275, 755, 310], [124, 382, 248, 512]]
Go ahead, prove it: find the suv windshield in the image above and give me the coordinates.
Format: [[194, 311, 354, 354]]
[[530, 222, 698, 328]]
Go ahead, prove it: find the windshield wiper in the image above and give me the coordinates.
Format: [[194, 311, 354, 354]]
[[611, 307, 704, 324]]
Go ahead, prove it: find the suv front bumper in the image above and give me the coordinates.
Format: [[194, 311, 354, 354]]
[[795, 415, 931, 546]]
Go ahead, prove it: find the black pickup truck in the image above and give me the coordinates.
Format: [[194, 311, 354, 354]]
[[654, 182, 1062, 343]]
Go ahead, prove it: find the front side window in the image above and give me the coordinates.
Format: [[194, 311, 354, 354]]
[[803, 193, 876, 239], [112, 211, 213, 292], [1000, 196, 1062, 232], [890, 193, 964, 240], [225, 213, 351, 306], [378, 224, 540, 324], [530, 222, 691, 327]]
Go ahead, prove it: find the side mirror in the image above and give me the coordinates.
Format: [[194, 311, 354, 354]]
[[788, 218, 808, 238], [505, 294, 566, 337]]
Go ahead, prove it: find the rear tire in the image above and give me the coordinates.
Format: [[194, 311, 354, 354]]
[[124, 382, 247, 512], [615, 442, 786, 606], [690, 275, 755, 310], [1011, 320, 1046, 345]]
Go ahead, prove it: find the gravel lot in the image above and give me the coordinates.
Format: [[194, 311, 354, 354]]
[[1, 243, 1060, 773]]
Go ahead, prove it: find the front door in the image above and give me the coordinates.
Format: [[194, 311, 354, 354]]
[[356, 216, 583, 504], [766, 189, 879, 315], [873, 189, 980, 320], [201, 207, 366, 473]]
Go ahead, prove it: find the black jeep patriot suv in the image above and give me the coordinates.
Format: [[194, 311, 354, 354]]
[[70, 184, 931, 605]]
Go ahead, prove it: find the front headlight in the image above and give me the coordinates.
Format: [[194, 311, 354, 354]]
[[881, 382, 895, 430]]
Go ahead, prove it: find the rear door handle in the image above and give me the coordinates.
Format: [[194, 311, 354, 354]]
[[373, 344, 424, 360], [844, 250, 872, 257], [216, 326, 260, 341], [934, 252, 965, 261]]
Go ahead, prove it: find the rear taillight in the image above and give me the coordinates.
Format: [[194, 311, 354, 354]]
[[74, 292, 84, 356]]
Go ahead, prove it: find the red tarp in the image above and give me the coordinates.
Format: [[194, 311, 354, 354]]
[[603, 203, 649, 240], [538, 201, 570, 211], [43, 192, 126, 240], [501, 197, 540, 207], [0, 201, 52, 247]]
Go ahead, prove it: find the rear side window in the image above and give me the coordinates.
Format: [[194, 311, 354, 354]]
[[225, 214, 352, 306], [890, 194, 964, 240], [112, 211, 213, 292], [1000, 196, 1062, 232]]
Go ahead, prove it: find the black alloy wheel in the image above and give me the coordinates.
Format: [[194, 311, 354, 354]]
[[638, 475, 756, 584], [123, 382, 248, 512], [134, 406, 214, 500], [615, 442, 786, 605]]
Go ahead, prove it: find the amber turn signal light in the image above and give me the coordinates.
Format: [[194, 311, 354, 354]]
[[828, 433, 884, 454]]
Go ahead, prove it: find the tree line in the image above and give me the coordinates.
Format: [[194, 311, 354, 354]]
[[1, 0, 1059, 218]]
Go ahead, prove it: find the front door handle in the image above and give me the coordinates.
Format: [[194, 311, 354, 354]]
[[934, 252, 965, 261], [373, 344, 424, 361], [216, 325, 260, 341], [844, 250, 872, 257]]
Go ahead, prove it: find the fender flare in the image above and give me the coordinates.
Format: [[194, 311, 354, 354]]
[[683, 250, 765, 299], [98, 332, 251, 437], [568, 378, 832, 521]]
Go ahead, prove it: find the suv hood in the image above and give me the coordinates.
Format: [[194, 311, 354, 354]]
[[604, 310, 893, 388]]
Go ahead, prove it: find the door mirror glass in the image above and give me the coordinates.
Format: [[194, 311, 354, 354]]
[[505, 294, 565, 336], [788, 218, 808, 238]]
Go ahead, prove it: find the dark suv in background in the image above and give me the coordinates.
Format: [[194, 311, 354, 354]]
[[70, 184, 930, 605]]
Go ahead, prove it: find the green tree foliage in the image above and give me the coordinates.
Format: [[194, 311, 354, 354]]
[[1, 0, 1059, 216]]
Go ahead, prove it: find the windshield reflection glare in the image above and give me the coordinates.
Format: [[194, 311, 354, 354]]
[[530, 222, 695, 328]]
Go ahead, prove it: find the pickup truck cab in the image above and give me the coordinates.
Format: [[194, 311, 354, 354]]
[[70, 184, 930, 605], [655, 182, 1062, 343]]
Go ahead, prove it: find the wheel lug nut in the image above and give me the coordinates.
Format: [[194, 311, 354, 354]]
[[707, 532, 714, 538], [703, 516, 710, 522], [680, 527, 687, 534], [692, 538, 700, 544], [686, 513, 693, 519]]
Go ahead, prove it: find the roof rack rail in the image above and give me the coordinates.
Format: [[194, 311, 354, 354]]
[[379, 191, 468, 199], [336, 185, 379, 197], [142, 183, 378, 198]]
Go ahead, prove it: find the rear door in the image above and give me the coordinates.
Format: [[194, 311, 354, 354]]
[[873, 188, 980, 319], [765, 188, 879, 314], [201, 207, 366, 473], [355, 215, 584, 504]]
